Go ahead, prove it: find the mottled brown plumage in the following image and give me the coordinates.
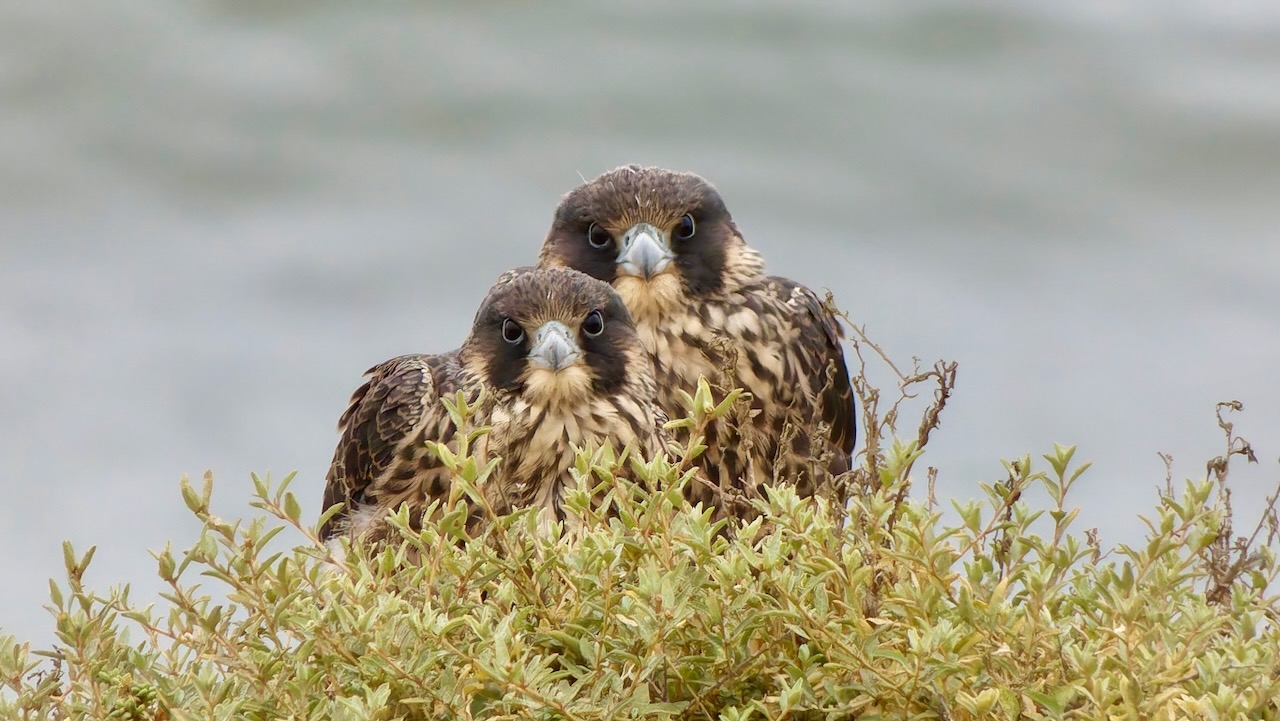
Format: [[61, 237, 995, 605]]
[[319, 267, 669, 549], [537, 165, 856, 516]]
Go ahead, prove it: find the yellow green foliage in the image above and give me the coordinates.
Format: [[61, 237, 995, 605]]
[[2, 331, 1277, 720]]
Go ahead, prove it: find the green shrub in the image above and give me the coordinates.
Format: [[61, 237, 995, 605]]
[[3, 326, 1277, 720]]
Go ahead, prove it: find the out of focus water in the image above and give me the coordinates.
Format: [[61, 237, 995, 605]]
[[3, 1, 1279, 645]]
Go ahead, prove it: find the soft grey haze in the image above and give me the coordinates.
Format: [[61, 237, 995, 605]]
[[3, 1, 1279, 647]]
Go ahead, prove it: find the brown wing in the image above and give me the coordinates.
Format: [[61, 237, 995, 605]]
[[770, 277, 857, 461], [318, 353, 458, 540]]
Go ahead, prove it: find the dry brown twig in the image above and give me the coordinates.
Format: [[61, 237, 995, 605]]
[[1197, 401, 1279, 606], [822, 292, 958, 502]]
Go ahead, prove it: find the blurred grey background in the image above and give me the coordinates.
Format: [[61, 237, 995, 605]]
[[3, 1, 1278, 646]]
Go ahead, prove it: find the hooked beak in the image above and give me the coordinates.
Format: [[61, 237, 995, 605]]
[[528, 320, 581, 372], [616, 223, 674, 280]]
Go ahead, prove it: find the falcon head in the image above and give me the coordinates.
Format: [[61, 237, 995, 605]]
[[537, 165, 766, 320], [458, 267, 644, 407]]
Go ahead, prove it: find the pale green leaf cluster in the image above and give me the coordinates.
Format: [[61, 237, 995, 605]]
[[2, 355, 1277, 720]]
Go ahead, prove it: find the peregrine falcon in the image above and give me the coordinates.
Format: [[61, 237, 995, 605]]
[[536, 165, 856, 516], [319, 267, 669, 549]]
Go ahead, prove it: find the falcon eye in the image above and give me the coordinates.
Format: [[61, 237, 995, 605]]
[[675, 213, 696, 241], [501, 318, 525, 345], [587, 222, 613, 250], [582, 309, 605, 338]]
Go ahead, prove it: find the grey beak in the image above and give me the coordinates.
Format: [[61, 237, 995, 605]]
[[528, 320, 581, 372], [616, 223, 674, 279]]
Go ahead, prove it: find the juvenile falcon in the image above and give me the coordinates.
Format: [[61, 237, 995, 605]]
[[318, 267, 668, 549], [536, 165, 856, 515]]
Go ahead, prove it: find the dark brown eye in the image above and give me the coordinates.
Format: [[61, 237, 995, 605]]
[[675, 213, 695, 241], [501, 318, 524, 344], [582, 309, 605, 338], [587, 223, 612, 250]]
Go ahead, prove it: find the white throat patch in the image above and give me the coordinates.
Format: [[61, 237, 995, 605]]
[[613, 274, 683, 322], [521, 365, 594, 408]]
